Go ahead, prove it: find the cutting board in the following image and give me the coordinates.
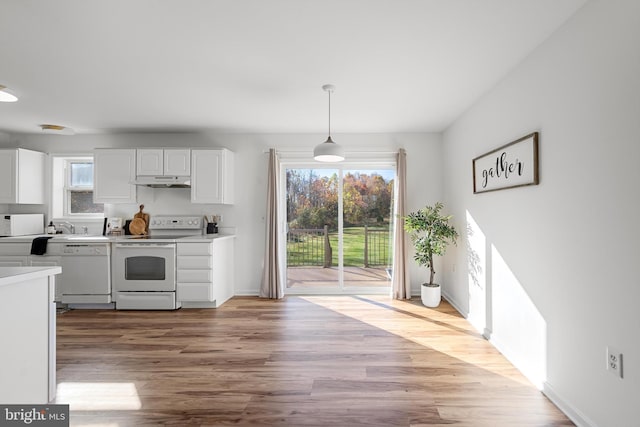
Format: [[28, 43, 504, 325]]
[[131, 204, 149, 234], [128, 218, 147, 235]]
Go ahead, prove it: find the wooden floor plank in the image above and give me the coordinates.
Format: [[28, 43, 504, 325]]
[[55, 296, 573, 426]]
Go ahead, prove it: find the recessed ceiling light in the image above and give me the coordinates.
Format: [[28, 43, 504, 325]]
[[40, 124, 75, 135], [0, 85, 18, 102]]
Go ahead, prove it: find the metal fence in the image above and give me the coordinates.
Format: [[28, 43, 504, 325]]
[[287, 225, 391, 268], [364, 225, 391, 267], [287, 226, 331, 267]]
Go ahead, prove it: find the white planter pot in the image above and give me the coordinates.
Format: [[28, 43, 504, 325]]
[[421, 283, 441, 307]]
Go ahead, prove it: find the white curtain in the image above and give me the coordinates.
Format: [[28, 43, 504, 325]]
[[259, 149, 285, 299], [392, 148, 410, 299]]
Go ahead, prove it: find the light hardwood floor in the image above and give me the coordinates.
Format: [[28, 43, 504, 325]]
[[55, 296, 574, 426]]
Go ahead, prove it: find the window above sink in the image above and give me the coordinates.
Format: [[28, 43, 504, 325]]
[[51, 155, 104, 219]]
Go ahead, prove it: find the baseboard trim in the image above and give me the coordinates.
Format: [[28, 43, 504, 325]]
[[441, 291, 468, 318], [440, 292, 595, 427], [233, 291, 259, 296], [482, 328, 492, 340], [542, 382, 597, 427]]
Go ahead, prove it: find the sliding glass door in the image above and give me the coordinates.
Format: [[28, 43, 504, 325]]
[[284, 164, 395, 294]]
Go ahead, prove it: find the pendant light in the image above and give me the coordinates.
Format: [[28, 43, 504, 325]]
[[313, 84, 345, 162], [0, 85, 18, 102]]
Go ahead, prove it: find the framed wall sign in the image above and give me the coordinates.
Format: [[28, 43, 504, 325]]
[[472, 132, 539, 194]]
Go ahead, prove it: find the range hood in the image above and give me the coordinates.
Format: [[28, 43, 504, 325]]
[[132, 176, 191, 188]]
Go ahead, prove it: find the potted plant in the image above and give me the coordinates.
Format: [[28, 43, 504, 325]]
[[404, 202, 458, 307]]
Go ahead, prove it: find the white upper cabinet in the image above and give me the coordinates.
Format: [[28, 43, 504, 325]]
[[0, 148, 45, 204], [191, 149, 234, 204], [137, 149, 190, 176], [164, 149, 191, 176], [136, 149, 163, 176], [94, 149, 137, 204]]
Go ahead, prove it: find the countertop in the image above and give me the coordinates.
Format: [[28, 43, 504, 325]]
[[0, 233, 235, 244], [177, 234, 235, 242], [0, 266, 62, 287]]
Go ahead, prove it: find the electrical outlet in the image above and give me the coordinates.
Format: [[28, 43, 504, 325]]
[[606, 346, 623, 379]]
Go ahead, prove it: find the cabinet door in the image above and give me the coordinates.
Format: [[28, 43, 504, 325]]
[[164, 149, 190, 176], [191, 149, 224, 204], [136, 149, 164, 176], [94, 149, 137, 204], [0, 150, 17, 203], [191, 149, 233, 204], [16, 149, 45, 204]]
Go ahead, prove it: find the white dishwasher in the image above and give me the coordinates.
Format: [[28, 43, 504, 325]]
[[47, 242, 112, 304]]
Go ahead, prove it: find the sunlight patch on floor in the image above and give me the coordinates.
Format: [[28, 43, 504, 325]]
[[55, 382, 141, 411], [301, 295, 533, 387]]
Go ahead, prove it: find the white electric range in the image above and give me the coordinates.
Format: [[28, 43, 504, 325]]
[[111, 215, 203, 310]]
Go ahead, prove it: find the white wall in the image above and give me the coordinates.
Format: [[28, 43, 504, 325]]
[[4, 132, 441, 296], [442, 1, 639, 426]]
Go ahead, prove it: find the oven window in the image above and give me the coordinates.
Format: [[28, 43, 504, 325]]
[[125, 256, 166, 280]]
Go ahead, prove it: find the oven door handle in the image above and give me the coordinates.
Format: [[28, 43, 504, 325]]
[[115, 243, 175, 248]]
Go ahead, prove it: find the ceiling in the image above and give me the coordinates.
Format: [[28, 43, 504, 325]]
[[0, 0, 586, 135]]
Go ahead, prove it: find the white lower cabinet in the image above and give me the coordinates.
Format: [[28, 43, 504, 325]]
[[178, 268, 212, 283], [177, 283, 212, 301], [0, 255, 30, 267], [177, 237, 234, 307], [0, 268, 60, 404], [30, 256, 62, 302], [177, 241, 213, 302]]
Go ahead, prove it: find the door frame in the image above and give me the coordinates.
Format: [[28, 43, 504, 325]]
[[279, 158, 396, 295]]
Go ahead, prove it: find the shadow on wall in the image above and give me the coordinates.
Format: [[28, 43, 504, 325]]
[[465, 209, 547, 389]]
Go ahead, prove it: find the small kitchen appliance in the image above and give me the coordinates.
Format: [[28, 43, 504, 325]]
[[0, 214, 44, 236]]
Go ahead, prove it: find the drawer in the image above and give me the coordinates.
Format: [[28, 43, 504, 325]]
[[177, 242, 213, 256], [177, 283, 212, 302], [114, 291, 179, 310], [177, 269, 211, 283], [177, 255, 212, 269]]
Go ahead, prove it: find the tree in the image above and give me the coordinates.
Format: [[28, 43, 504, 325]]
[[286, 169, 393, 230]]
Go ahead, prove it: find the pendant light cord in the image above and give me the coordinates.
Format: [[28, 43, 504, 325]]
[[327, 89, 331, 138]]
